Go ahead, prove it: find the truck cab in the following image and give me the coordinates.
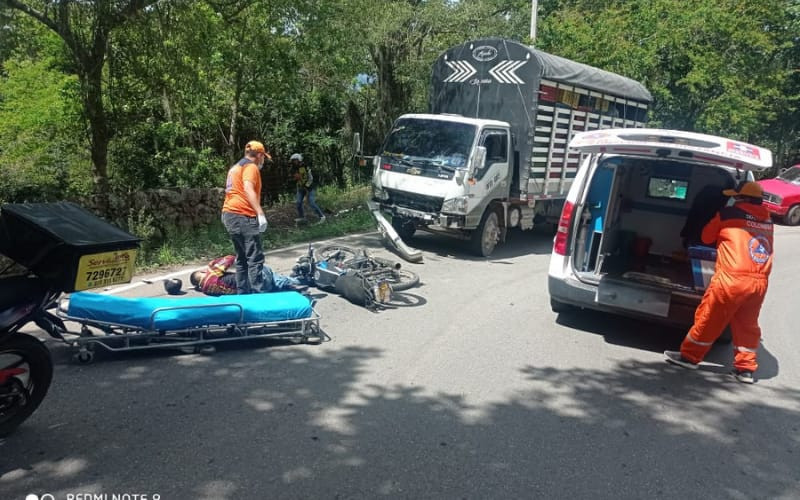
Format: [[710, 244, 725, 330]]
[[372, 113, 512, 256]]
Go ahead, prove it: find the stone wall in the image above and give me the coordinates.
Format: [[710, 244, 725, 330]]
[[87, 187, 227, 239]]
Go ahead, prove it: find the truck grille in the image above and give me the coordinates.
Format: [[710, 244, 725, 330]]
[[762, 191, 781, 204], [385, 188, 444, 213]]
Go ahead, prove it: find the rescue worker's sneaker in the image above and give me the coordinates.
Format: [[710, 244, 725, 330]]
[[316, 215, 327, 224], [664, 350, 699, 370], [731, 369, 755, 384]]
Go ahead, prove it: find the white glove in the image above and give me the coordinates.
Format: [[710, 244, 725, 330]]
[[257, 214, 268, 233]]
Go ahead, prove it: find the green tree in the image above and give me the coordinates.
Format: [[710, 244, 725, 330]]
[[0, 0, 162, 211], [535, 0, 795, 151], [0, 56, 91, 202]]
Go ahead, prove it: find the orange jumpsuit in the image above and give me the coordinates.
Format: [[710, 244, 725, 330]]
[[680, 201, 773, 372]]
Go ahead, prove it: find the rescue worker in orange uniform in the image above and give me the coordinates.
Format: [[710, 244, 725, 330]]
[[665, 181, 773, 384], [221, 140, 271, 294]]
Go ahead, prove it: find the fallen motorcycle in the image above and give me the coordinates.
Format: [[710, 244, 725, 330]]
[[292, 243, 419, 308], [0, 202, 139, 437]]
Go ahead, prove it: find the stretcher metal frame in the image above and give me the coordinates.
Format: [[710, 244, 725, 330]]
[[54, 297, 327, 364]]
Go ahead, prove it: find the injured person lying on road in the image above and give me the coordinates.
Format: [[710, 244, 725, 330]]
[[190, 255, 307, 296]]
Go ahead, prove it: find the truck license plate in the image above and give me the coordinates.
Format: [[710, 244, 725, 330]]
[[596, 278, 670, 317], [74, 249, 137, 291]]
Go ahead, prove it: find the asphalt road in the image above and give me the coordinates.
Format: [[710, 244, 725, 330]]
[[2, 225, 799, 499]]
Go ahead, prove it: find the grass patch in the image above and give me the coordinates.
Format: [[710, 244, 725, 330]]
[[135, 185, 375, 272]]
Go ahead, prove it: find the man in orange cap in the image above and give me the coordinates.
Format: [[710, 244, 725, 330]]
[[221, 140, 272, 294], [665, 181, 773, 383]]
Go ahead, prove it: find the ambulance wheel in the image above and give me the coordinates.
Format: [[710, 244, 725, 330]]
[[470, 210, 500, 257], [785, 205, 800, 226]]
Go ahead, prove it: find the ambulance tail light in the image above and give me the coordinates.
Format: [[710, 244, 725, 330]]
[[553, 201, 575, 256]]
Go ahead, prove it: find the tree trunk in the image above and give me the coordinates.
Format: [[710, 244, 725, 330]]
[[370, 43, 409, 140], [228, 66, 243, 163], [82, 37, 113, 216]]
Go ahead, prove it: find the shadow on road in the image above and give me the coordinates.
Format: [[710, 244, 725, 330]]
[[401, 224, 557, 262], [2, 342, 797, 499], [554, 307, 780, 380]]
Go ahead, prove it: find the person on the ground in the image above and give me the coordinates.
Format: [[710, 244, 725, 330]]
[[190, 255, 306, 296], [290, 153, 326, 223], [221, 140, 270, 294], [664, 181, 773, 384]]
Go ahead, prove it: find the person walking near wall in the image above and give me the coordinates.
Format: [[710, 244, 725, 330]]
[[290, 153, 326, 223], [664, 181, 773, 384], [221, 140, 271, 294]]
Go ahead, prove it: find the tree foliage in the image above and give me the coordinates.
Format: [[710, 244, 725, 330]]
[[0, 0, 797, 204]]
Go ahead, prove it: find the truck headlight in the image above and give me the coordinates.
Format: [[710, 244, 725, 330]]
[[372, 184, 389, 201], [442, 196, 469, 214]]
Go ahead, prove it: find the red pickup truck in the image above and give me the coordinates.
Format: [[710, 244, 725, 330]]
[[759, 164, 800, 225]]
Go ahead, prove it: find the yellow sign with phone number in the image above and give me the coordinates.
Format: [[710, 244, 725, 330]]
[[74, 249, 137, 291]]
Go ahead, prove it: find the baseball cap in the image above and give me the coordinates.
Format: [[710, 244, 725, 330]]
[[290, 153, 303, 162], [722, 181, 763, 198], [245, 140, 272, 160]]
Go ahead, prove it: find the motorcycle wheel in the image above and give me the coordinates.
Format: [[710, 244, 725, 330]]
[[314, 244, 360, 266], [373, 266, 420, 292], [0, 333, 53, 438]]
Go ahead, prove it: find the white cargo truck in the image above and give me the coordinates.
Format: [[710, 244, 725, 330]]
[[370, 38, 652, 256]]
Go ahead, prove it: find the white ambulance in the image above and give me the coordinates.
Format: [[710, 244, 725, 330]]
[[547, 128, 772, 326]]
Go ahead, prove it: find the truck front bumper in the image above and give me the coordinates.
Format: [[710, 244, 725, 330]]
[[371, 200, 466, 229]]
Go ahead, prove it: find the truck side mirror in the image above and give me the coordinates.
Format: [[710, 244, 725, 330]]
[[469, 146, 487, 178]]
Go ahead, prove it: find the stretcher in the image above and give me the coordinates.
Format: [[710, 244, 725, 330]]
[[55, 290, 326, 363]]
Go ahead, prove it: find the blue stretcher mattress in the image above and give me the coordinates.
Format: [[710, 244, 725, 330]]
[[67, 291, 313, 330]]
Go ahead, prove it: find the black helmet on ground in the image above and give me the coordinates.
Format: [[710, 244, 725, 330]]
[[164, 278, 183, 295]]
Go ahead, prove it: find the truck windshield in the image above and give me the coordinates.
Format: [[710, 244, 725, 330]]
[[777, 166, 800, 183], [382, 118, 476, 170]]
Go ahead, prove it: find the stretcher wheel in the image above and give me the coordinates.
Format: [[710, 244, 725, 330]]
[[305, 335, 324, 345], [74, 349, 95, 364]]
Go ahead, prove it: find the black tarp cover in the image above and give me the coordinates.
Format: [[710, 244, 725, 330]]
[[0, 202, 139, 248], [0, 202, 140, 290], [533, 49, 652, 103]]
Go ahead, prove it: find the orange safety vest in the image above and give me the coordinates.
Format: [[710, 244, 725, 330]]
[[701, 202, 773, 277], [222, 157, 262, 217]]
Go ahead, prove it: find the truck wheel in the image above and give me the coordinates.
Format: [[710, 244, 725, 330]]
[[391, 217, 416, 241], [470, 210, 500, 257], [785, 205, 800, 226]]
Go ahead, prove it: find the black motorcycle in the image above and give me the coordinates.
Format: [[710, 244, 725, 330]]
[[0, 202, 139, 437]]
